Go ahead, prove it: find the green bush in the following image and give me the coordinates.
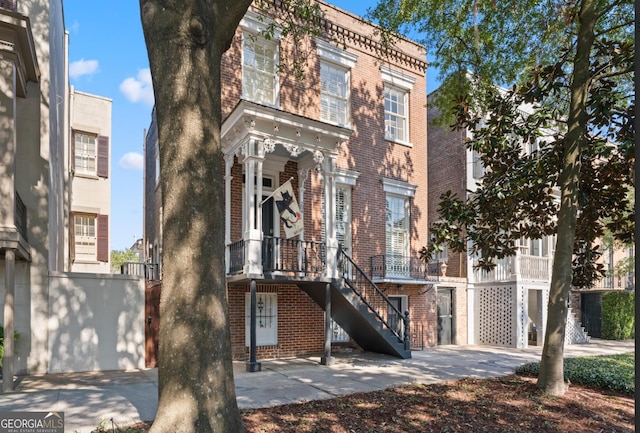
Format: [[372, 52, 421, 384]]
[[0, 324, 20, 367], [601, 291, 634, 340], [516, 352, 635, 394]]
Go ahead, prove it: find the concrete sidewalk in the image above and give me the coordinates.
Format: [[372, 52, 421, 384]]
[[0, 339, 634, 433]]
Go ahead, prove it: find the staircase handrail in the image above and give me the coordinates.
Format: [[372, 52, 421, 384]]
[[338, 246, 409, 346]]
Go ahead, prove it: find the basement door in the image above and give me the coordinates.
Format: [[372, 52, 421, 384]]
[[437, 288, 454, 345]]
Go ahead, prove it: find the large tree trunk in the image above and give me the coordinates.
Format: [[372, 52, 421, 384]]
[[140, 1, 252, 431], [537, 0, 596, 396]]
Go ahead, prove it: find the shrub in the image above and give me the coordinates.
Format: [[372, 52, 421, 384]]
[[0, 324, 20, 367], [601, 291, 634, 340], [516, 352, 635, 394]]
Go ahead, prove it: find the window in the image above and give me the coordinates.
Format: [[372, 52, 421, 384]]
[[72, 213, 108, 262], [386, 195, 409, 263], [381, 66, 415, 145], [242, 33, 278, 105], [382, 178, 416, 278], [245, 292, 278, 346], [320, 62, 349, 125], [73, 132, 109, 177], [384, 86, 407, 142], [472, 150, 485, 179], [74, 214, 96, 261], [335, 186, 351, 250]]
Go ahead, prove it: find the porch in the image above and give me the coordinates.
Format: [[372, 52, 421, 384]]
[[473, 252, 552, 283]]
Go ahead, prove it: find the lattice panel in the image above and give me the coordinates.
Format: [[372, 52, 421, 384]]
[[478, 286, 515, 346]]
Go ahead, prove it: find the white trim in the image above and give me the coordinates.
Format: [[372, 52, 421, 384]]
[[316, 39, 358, 68], [240, 10, 279, 37], [382, 177, 416, 198], [380, 66, 415, 91], [334, 168, 360, 186]]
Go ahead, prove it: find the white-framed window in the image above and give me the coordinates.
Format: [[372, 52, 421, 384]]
[[74, 214, 97, 261], [382, 178, 416, 278], [317, 39, 356, 127], [74, 133, 97, 175], [242, 32, 279, 106], [335, 185, 351, 250], [245, 292, 278, 346], [381, 66, 415, 145], [320, 62, 349, 125], [384, 85, 408, 142], [472, 150, 485, 179]]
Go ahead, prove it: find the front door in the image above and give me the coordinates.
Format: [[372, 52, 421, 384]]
[[581, 292, 602, 338], [437, 288, 454, 345], [387, 296, 405, 336], [262, 197, 274, 270]]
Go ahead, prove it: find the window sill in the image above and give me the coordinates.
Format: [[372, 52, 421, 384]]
[[385, 137, 413, 148], [74, 172, 100, 180]]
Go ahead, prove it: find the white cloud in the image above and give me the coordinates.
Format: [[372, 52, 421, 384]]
[[120, 69, 154, 106], [119, 152, 144, 170], [69, 59, 99, 79]]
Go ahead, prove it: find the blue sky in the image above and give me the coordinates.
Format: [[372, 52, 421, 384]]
[[63, 1, 438, 252]]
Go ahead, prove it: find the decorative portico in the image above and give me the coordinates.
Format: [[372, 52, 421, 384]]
[[222, 99, 353, 282]]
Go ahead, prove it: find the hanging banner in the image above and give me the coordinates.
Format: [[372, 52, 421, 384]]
[[274, 179, 303, 239]]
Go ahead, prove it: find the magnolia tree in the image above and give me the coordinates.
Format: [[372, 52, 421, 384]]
[[367, 0, 634, 395]]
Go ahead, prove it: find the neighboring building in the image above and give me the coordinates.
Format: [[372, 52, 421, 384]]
[[0, 0, 143, 384], [427, 92, 633, 348], [67, 88, 112, 273], [144, 1, 452, 365]]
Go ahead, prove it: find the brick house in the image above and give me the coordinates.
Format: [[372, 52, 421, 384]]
[[144, 2, 448, 366]]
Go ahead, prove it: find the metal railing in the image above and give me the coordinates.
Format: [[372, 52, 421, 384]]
[[262, 236, 325, 276], [228, 239, 245, 274], [339, 247, 410, 347], [15, 191, 26, 240], [121, 262, 160, 280], [369, 253, 439, 281], [0, 0, 17, 12]]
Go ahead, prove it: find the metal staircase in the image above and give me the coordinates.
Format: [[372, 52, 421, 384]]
[[298, 247, 411, 359]]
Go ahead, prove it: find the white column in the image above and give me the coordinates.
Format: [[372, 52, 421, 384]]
[[243, 139, 264, 277], [297, 168, 309, 271], [224, 155, 233, 274], [323, 156, 338, 279], [3, 249, 15, 392]]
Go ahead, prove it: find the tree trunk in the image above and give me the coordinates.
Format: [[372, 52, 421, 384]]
[[140, 1, 252, 431], [537, 0, 596, 396]]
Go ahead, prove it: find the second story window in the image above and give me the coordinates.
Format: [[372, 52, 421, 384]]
[[320, 62, 349, 126], [381, 66, 415, 145], [242, 33, 278, 106], [73, 131, 109, 178], [384, 86, 407, 142], [74, 133, 97, 175]]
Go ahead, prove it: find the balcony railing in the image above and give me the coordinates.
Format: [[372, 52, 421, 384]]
[[121, 262, 160, 280], [262, 236, 325, 276], [473, 253, 551, 283], [15, 191, 26, 240], [369, 254, 440, 281]]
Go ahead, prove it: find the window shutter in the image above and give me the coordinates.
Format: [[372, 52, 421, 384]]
[[70, 212, 76, 262], [97, 214, 109, 262], [71, 135, 76, 173], [97, 135, 109, 178]]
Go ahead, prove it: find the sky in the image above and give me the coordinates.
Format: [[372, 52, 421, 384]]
[[63, 1, 439, 252]]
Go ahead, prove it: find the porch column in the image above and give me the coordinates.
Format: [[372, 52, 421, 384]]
[[321, 283, 333, 365], [297, 167, 309, 270], [2, 249, 16, 392], [242, 139, 264, 277], [246, 279, 261, 372], [322, 156, 339, 279], [224, 154, 233, 274]]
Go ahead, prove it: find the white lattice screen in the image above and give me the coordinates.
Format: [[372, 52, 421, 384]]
[[478, 286, 515, 346]]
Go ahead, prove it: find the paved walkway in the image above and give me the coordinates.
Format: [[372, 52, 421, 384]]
[[0, 339, 634, 433]]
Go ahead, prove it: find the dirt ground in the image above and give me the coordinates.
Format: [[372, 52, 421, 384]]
[[128, 375, 634, 433]]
